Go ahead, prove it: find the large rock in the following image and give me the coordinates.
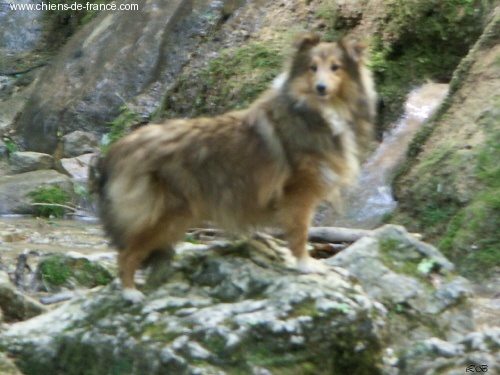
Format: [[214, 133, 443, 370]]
[[60, 131, 99, 158], [0, 170, 74, 215], [8, 151, 54, 174], [0, 237, 387, 375], [0, 227, 487, 374], [0, 271, 47, 323], [57, 152, 95, 186], [327, 225, 474, 347], [18, 0, 247, 153]]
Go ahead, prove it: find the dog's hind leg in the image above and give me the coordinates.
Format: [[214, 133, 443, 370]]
[[144, 246, 175, 290], [118, 237, 156, 303], [119, 212, 193, 302]]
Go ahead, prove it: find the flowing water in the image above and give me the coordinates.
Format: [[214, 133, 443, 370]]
[[316, 82, 450, 229]]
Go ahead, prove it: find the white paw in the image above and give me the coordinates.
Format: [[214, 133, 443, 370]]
[[297, 257, 328, 274], [122, 288, 145, 303]]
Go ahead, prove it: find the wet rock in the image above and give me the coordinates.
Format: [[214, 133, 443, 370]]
[[0, 271, 47, 323], [9, 151, 54, 174], [0, 170, 74, 215], [60, 131, 99, 158], [326, 225, 475, 346], [0, 238, 387, 374]]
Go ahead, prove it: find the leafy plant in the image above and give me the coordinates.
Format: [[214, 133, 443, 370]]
[[2, 137, 18, 154], [102, 104, 141, 150], [39, 255, 73, 286], [28, 186, 72, 218]]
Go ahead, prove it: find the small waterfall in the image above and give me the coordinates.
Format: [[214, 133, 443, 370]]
[[316, 82, 450, 229]]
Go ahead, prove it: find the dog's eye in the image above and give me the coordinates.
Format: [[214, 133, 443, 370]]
[[331, 64, 340, 71], [309, 65, 318, 72]]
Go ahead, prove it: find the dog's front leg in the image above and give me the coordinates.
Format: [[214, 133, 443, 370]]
[[279, 196, 328, 274]]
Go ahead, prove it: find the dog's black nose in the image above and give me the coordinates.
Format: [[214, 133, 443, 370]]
[[316, 84, 327, 95]]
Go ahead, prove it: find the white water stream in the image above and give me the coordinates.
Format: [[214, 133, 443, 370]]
[[317, 82, 450, 229]]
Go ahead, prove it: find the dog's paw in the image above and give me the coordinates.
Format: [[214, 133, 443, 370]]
[[297, 257, 328, 274], [122, 288, 145, 303]]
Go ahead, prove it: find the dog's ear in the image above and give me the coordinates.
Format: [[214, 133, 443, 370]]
[[293, 33, 321, 51], [340, 38, 368, 62]]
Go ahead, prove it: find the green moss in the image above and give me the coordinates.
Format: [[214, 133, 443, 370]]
[[143, 325, 179, 343], [27, 186, 71, 218], [158, 41, 284, 120], [38, 254, 114, 290], [39, 255, 73, 286], [74, 261, 114, 287], [420, 203, 458, 229], [184, 234, 200, 244], [247, 347, 319, 374], [380, 238, 419, 277], [370, 0, 489, 128], [379, 238, 441, 280], [102, 104, 141, 150], [289, 298, 321, 318]]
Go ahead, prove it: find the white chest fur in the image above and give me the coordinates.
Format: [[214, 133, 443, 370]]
[[321, 106, 349, 135]]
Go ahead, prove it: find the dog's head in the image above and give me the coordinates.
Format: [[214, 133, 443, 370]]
[[287, 34, 368, 102]]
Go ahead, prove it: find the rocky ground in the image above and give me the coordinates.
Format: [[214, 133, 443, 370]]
[[0, 217, 498, 374]]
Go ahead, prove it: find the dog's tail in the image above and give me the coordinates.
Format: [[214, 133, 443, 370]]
[[88, 153, 125, 249]]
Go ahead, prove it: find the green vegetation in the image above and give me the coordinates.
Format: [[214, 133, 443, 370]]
[[38, 254, 114, 290], [438, 130, 500, 278], [39, 254, 73, 286], [370, 0, 489, 128], [102, 103, 141, 150], [2, 137, 18, 154], [289, 298, 322, 318], [158, 41, 284, 120], [27, 186, 71, 218], [379, 238, 445, 280]]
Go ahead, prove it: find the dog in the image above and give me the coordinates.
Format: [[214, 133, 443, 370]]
[[96, 34, 377, 302]]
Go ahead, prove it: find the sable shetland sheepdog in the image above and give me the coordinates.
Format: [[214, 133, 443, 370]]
[[96, 34, 377, 302]]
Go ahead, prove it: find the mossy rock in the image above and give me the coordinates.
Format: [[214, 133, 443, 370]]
[[157, 40, 284, 121], [37, 253, 114, 292], [370, 0, 491, 129], [391, 11, 500, 280]]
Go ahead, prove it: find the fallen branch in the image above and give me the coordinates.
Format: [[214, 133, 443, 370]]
[[265, 226, 372, 243], [31, 203, 77, 212]]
